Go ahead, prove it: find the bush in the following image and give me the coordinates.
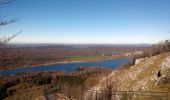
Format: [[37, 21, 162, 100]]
[[51, 84, 60, 92], [99, 80, 116, 100], [151, 40, 170, 56]]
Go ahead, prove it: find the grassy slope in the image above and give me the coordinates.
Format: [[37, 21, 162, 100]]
[[115, 52, 170, 92], [89, 53, 170, 99]]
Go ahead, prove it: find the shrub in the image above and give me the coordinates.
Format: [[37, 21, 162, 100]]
[[51, 84, 60, 92]]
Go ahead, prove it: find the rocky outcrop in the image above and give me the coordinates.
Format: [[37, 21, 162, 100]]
[[84, 52, 170, 100], [135, 57, 145, 65], [117, 52, 170, 91], [156, 55, 170, 85]]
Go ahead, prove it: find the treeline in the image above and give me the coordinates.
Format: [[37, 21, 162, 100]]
[[151, 40, 170, 55], [0, 72, 83, 99], [0, 46, 144, 70], [122, 40, 170, 68], [141, 40, 170, 58], [0, 67, 112, 99]]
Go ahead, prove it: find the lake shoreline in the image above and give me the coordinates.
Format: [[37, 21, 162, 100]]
[[0, 56, 125, 71]]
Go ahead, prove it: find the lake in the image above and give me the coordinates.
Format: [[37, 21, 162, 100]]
[[0, 58, 129, 76]]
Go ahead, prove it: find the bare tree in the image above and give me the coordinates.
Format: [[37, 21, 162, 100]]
[[0, 0, 21, 71], [0, 0, 17, 45], [98, 79, 116, 100], [151, 40, 170, 55]]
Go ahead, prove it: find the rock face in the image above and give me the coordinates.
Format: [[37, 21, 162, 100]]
[[160, 56, 170, 76], [116, 52, 170, 92], [135, 58, 144, 65], [85, 53, 170, 100], [95, 52, 170, 92], [156, 55, 170, 85]]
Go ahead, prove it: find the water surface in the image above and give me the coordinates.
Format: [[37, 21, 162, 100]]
[[0, 58, 129, 76]]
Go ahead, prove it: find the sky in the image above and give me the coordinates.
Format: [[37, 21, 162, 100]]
[[0, 0, 170, 44]]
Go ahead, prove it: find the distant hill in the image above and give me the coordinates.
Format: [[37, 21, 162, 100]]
[[8, 43, 152, 48]]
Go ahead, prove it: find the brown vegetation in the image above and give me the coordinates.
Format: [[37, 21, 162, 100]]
[[121, 40, 170, 69], [0, 0, 22, 71], [0, 45, 146, 70], [0, 67, 112, 99]]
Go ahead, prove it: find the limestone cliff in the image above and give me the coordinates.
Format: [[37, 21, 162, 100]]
[[84, 53, 170, 100], [116, 52, 170, 92]]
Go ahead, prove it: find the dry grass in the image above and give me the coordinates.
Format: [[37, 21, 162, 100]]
[[107, 52, 170, 92], [4, 86, 43, 100]]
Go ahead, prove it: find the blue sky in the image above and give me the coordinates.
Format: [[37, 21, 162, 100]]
[[1, 0, 170, 44]]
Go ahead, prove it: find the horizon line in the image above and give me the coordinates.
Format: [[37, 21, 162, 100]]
[[9, 42, 153, 45]]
